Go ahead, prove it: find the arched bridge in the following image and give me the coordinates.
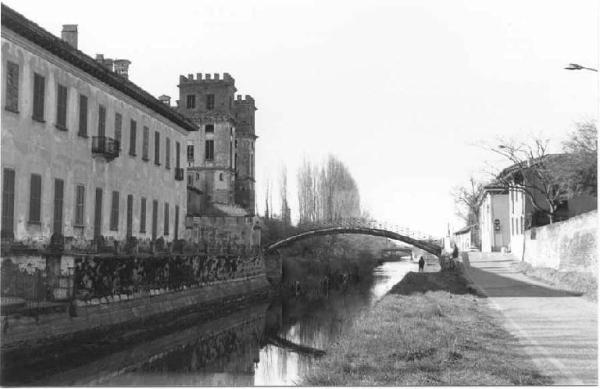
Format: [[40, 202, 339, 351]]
[[265, 225, 442, 257]]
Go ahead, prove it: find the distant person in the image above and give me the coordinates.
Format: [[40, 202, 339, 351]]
[[452, 245, 459, 259], [418, 256, 425, 272]]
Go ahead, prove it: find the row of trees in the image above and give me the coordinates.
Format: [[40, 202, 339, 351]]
[[297, 155, 361, 225], [453, 121, 597, 232]]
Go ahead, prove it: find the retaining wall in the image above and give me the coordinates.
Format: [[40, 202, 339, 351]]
[[519, 210, 597, 273]]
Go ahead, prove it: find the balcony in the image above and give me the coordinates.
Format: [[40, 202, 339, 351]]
[[175, 167, 185, 181], [92, 136, 120, 160]]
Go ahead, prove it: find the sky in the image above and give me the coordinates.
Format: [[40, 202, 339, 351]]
[[6, 0, 598, 236]]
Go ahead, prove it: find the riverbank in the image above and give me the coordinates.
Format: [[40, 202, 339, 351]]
[[303, 271, 551, 386]]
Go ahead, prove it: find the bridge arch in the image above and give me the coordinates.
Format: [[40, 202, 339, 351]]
[[264, 227, 442, 257]]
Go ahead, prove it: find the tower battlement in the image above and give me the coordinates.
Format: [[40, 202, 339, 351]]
[[179, 73, 235, 84], [234, 94, 255, 105]]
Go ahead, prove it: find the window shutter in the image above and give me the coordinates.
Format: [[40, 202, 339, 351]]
[[110, 191, 119, 231], [53, 179, 64, 234], [2, 168, 16, 237], [5, 62, 19, 112], [78, 95, 88, 136], [29, 174, 42, 223]]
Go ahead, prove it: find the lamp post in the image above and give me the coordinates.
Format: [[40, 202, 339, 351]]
[[564, 63, 598, 72]]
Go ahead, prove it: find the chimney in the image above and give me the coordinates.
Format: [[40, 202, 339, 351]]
[[61, 24, 78, 49], [158, 95, 171, 106], [113, 59, 131, 79]]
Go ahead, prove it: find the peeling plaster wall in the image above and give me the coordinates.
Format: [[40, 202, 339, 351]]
[[522, 210, 597, 274]]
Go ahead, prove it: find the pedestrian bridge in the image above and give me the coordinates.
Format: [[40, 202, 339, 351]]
[[264, 224, 442, 257]]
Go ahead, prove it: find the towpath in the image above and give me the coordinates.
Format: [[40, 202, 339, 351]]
[[464, 253, 597, 385]]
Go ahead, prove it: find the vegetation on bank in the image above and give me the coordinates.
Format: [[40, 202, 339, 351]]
[[511, 261, 597, 301], [262, 218, 387, 297], [303, 271, 550, 386]]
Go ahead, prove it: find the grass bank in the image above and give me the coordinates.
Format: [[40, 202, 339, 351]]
[[511, 262, 597, 301], [303, 271, 550, 386]]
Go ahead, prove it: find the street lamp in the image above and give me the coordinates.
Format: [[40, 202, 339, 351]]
[[564, 63, 598, 72]]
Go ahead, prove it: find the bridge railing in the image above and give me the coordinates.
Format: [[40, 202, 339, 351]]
[[294, 218, 439, 242]]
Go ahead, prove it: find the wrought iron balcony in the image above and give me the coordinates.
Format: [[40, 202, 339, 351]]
[[175, 167, 185, 181], [92, 136, 120, 160]]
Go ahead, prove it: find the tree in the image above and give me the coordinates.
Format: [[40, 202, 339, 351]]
[[487, 136, 568, 224], [451, 177, 484, 226], [560, 121, 597, 197], [279, 166, 291, 226]]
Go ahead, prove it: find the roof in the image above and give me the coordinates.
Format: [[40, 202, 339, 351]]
[[497, 153, 571, 180], [1, 4, 197, 132]]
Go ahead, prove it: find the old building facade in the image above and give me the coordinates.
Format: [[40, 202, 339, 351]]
[[1, 5, 195, 247], [177, 73, 257, 216]]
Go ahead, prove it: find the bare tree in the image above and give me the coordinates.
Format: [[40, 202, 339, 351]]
[[279, 166, 291, 226], [451, 176, 484, 226], [486, 136, 567, 224], [560, 121, 597, 197]]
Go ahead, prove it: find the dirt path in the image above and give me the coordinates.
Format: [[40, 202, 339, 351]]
[[464, 254, 598, 385]]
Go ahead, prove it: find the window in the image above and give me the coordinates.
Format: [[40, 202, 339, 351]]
[[142, 126, 150, 161], [5, 61, 19, 112], [152, 200, 158, 240], [110, 191, 119, 231], [186, 94, 196, 109], [98, 105, 106, 137], [129, 120, 137, 156], [94, 188, 102, 237], [126, 194, 133, 237], [187, 175, 193, 186], [74, 185, 85, 226], [174, 205, 179, 240], [206, 94, 215, 110], [205, 140, 214, 161], [187, 145, 194, 162], [114, 113, 122, 146], [2, 168, 15, 237], [219, 172, 224, 181], [55, 84, 68, 130], [176, 142, 181, 169], [53, 179, 64, 234], [205, 124, 214, 133], [78, 95, 88, 137], [32, 73, 45, 121], [165, 137, 171, 169], [140, 197, 147, 233], [154, 131, 160, 165], [29, 174, 42, 224], [164, 203, 169, 236]]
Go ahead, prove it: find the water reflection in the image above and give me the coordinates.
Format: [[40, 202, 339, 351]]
[[255, 261, 415, 385], [5, 261, 415, 386]]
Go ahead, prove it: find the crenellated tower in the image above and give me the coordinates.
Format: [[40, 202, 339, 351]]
[[178, 73, 237, 212], [233, 95, 257, 215]]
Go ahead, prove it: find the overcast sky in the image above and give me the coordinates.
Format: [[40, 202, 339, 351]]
[[6, 0, 598, 236]]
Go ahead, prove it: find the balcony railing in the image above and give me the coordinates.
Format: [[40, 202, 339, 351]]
[[175, 167, 185, 181], [92, 136, 120, 160]]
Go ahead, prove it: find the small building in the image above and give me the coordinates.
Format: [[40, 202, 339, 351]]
[[479, 186, 510, 252], [453, 224, 477, 251]]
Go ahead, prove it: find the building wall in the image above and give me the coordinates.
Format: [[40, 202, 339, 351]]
[[517, 210, 597, 274], [508, 186, 526, 254], [453, 231, 472, 251], [232, 95, 256, 215], [179, 74, 236, 206], [480, 192, 510, 252], [1, 30, 187, 245]]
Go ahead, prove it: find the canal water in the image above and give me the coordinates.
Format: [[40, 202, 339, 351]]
[[7, 261, 416, 386]]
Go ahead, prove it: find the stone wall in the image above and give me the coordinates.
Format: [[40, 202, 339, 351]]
[[519, 210, 597, 273]]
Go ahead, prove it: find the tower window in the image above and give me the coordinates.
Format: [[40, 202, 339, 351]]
[[206, 94, 215, 110], [186, 94, 196, 109], [219, 173, 224, 181], [205, 124, 214, 133]]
